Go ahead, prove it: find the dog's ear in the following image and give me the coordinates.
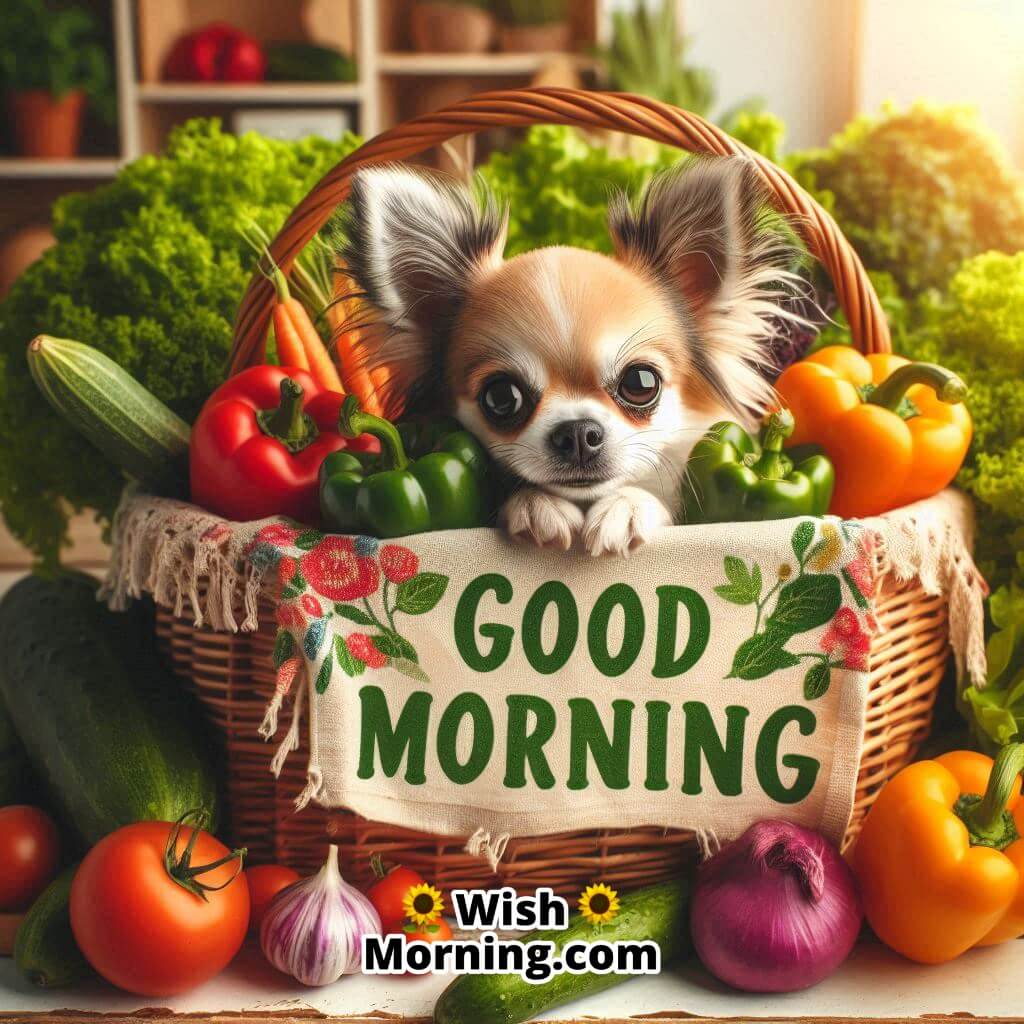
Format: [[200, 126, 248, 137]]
[[340, 165, 507, 336], [609, 158, 800, 415], [608, 157, 776, 316]]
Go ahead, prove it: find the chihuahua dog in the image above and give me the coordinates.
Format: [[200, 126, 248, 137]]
[[339, 157, 800, 556]]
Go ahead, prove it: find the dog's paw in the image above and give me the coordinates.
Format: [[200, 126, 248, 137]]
[[501, 489, 584, 551], [582, 488, 671, 557]]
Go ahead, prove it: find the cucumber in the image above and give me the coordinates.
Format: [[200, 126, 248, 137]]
[[0, 572, 220, 845], [0, 697, 35, 805], [27, 335, 189, 495], [14, 866, 91, 989], [433, 879, 691, 1024], [266, 41, 357, 83]]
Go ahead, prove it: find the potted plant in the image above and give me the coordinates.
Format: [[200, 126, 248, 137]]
[[495, 0, 571, 53], [410, 0, 497, 54], [0, 0, 115, 159], [596, 0, 714, 113]]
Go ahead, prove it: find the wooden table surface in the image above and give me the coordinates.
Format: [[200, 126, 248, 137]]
[[2, 938, 1024, 1023]]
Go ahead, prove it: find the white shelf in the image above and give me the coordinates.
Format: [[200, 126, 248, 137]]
[[378, 52, 595, 76], [138, 82, 365, 104], [0, 158, 122, 179]]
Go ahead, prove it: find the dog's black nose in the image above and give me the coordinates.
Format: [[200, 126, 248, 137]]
[[548, 419, 605, 465]]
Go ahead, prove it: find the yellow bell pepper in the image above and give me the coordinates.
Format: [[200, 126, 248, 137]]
[[774, 346, 972, 518], [852, 744, 1024, 964]]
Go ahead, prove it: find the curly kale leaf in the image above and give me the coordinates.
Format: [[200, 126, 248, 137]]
[[479, 126, 685, 257], [0, 119, 360, 564], [789, 103, 1024, 295], [872, 252, 1024, 748]]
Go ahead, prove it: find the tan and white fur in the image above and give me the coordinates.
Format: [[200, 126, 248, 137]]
[[340, 158, 801, 556]]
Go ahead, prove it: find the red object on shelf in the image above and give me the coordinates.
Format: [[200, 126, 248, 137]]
[[163, 22, 266, 83], [221, 34, 266, 83]]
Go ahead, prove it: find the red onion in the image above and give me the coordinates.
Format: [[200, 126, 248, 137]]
[[691, 820, 862, 992]]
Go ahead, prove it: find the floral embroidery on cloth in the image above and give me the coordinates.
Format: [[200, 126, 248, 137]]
[[245, 525, 451, 752], [717, 521, 878, 699]]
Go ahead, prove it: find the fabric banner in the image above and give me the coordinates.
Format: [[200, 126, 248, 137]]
[[103, 488, 987, 855], [248, 516, 877, 848]]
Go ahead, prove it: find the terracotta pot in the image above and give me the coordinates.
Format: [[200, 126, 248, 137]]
[[0, 222, 56, 298], [7, 89, 86, 159], [410, 2, 496, 53], [499, 22, 571, 52]]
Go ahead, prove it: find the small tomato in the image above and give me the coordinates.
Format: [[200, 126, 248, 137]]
[[0, 805, 59, 911], [366, 862, 426, 934], [403, 916, 453, 944], [70, 812, 249, 996], [246, 864, 301, 933]]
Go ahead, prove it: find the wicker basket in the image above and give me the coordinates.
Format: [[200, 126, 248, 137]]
[[160, 88, 950, 896]]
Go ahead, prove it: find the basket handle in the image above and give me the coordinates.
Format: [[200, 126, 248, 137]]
[[230, 87, 889, 374]]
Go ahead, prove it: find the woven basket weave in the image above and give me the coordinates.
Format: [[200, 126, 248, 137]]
[[160, 88, 947, 895]]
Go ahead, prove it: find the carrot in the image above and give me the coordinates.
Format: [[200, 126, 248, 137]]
[[272, 307, 309, 371], [262, 251, 344, 393], [286, 295, 344, 393], [326, 289, 383, 416], [270, 267, 309, 371]]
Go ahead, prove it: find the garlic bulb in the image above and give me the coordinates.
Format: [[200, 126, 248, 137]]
[[260, 845, 381, 986]]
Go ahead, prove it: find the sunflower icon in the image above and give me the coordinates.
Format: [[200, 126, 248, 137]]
[[403, 883, 446, 926], [578, 883, 620, 927]]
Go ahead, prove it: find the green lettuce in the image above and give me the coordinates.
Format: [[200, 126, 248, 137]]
[[868, 252, 1024, 750], [481, 125, 683, 256], [789, 103, 1024, 295], [0, 120, 361, 564]]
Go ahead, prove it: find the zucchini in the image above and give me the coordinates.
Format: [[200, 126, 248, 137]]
[[266, 41, 357, 83], [0, 696, 35, 805], [433, 879, 691, 1024], [14, 866, 92, 989], [27, 335, 190, 495], [0, 572, 220, 845]]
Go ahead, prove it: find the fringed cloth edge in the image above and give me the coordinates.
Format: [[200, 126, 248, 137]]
[[101, 487, 988, 686]]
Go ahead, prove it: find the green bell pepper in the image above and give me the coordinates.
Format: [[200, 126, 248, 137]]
[[319, 397, 492, 538], [682, 409, 834, 523]]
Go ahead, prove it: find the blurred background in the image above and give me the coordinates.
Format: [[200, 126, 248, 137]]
[[1, 1, 1021, 236], [1, 0, 1023, 570]]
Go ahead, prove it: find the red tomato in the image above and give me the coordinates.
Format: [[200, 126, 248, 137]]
[[221, 33, 267, 82], [366, 864, 426, 934], [0, 805, 59, 911], [70, 818, 250, 996], [246, 864, 300, 933]]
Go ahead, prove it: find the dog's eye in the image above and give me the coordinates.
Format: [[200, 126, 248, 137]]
[[480, 375, 526, 424], [617, 365, 661, 408]]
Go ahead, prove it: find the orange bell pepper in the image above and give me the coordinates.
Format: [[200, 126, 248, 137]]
[[774, 346, 971, 517], [852, 744, 1024, 964]]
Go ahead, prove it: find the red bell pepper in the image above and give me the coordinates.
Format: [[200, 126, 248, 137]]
[[190, 366, 377, 523]]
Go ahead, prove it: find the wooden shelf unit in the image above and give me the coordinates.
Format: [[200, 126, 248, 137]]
[[137, 82, 367, 104], [0, 157, 122, 179], [14, 0, 604, 161], [0, 0, 603, 237], [377, 51, 596, 75]]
